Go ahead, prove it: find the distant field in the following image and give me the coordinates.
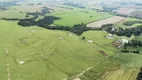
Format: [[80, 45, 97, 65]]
[[114, 7, 136, 15], [87, 16, 126, 28], [131, 11, 142, 19], [119, 18, 142, 28], [0, 8, 26, 19], [48, 9, 112, 27], [14, 4, 70, 13]]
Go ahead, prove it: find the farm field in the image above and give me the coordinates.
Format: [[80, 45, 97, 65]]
[[131, 11, 142, 19], [0, 9, 26, 19], [0, 20, 117, 80], [87, 16, 126, 28], [114, 7, 136, 15], [48, 9, 112, 27]]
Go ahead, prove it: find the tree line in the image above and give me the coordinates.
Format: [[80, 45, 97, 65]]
[[26, 7, 50, 17], [18, 15, 91, 36], [121, 40, 142, 54], [124, 40, 142, 47], [102, 24, 142, 37], [123, 20, 142, 26]]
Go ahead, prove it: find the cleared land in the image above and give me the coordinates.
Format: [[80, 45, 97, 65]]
[[87, 16, 126, 28]]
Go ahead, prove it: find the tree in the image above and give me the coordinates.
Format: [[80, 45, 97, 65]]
[[82, 36, 86, 40]]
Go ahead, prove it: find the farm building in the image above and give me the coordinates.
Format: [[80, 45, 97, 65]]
[[117, 39, 129, 48]]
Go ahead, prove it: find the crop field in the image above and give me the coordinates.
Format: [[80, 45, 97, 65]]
[[0, 20, 118, 80], [14, 4, 70, 13], [47, 9, 112, 27], [114, 7, 136, 15], [0, 8, 26, 19], [131, 11, 142, 19], [87, 16, 126, 28]]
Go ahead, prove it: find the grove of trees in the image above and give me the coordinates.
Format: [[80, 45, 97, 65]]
[[102, 24, 142, 37], [121, 40, 142, 54], [123, 20, 142, 26]]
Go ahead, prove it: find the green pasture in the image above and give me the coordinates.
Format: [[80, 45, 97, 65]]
[[0, 8, 26, 19], [0, 20, 116, 80], [47, 9, 112, 27]]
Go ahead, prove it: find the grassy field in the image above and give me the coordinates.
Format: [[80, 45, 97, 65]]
[[47, 9, 112, 27], [0, 20, 117, 80], [0, 7, 26, 19], [81, 53, 142, 80]]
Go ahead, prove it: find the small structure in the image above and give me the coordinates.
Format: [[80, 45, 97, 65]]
[[112, 28, 115, 31], [19, 60, 25, 65], [106, 34, 114, 39], [117, 39, 129, 48], [88, 40, 93, 43], [119, 39, 129, 44], [69, 33, 73, 36]]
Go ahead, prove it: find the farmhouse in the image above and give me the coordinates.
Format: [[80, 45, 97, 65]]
[[69, 33, 73, 36]]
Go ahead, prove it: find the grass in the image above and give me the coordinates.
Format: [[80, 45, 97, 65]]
[[0, 4, 141, 80], [0, 7, 26, 19], [47, 9, 112, 27], [81, 53, 142, 80], [0, 20, 116, 80]]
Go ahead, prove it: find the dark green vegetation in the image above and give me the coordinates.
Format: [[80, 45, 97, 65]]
[[102, 24, 142, 37], [136, 67, 142, 80], [123, 20, 142, 26], [121, 40, 142, 54], [26, 7, 50, 16]]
